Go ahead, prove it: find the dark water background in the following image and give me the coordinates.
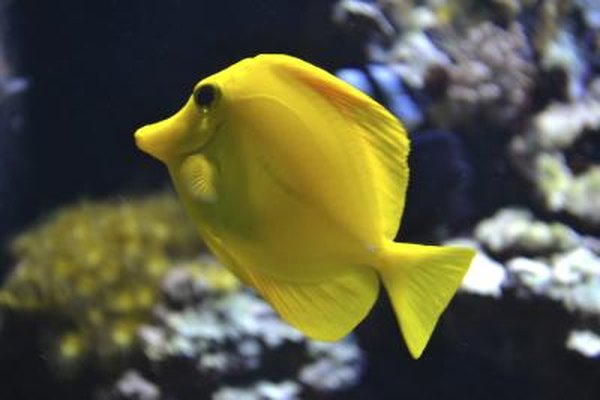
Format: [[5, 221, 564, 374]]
[[1, 0, 363, 266]]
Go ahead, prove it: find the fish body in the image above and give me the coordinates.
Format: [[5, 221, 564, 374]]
[[135, 54, 475, 358]]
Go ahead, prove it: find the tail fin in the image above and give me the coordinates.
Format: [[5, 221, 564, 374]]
[[379, 242, 475, 359]]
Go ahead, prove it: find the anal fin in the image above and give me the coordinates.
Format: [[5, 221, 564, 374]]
[[247, 267, 380, 341], [203, 230, 380, 341]]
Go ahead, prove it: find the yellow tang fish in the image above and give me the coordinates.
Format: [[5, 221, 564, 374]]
[[135, 54, 475, 359]]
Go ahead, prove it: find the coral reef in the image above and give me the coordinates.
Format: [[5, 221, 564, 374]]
[[0, 228, 363, 399], [332, 0, 396, 39], [468, 208, 600, 359], [212, 381, 301, 400], [474, 208, 581, 256], [0, 192, 203, 370], [124, 258, 364, 400], [90, 258, 364, 400], [109, 370, 161, 400], [384, 30, 452, 90], [342, 2, 536, 132], [510, 80, 600, 225], [427, 21, 535, 131], [566, 329, 600, 358], [576, 0, 600, 30], [540, 27, 587, 100]]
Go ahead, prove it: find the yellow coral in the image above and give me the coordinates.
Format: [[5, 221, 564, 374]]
[[58, 332, 86, 360], [0, 192, 205, 369]]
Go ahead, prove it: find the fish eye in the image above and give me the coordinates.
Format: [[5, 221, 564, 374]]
[[194, 84, 218, 109]]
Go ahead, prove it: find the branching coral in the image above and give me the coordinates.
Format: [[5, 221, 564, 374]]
[[334, 2, 538, 132], [0, 192, 203, 370], [474, 208, 581, 256], [332, 0, 396, 39], [428, 22, 535, 131], [130, 258, 364, 400], [471, 208, 600, 316], [510, 80, 600, 225]]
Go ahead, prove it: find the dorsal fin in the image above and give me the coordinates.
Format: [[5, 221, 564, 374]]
[[259, 54, 410, 239]]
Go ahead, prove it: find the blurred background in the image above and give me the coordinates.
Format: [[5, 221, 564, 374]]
[[0, 0, 364, 261], [0, 0, 599, 399]]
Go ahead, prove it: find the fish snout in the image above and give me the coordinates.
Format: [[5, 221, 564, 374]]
[[134, 119, 180, 163]]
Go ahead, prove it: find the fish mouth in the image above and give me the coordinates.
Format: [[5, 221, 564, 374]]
[[134, 125, 171, 163], [134, 111, 188, 163], [135, 98, 200, 163]]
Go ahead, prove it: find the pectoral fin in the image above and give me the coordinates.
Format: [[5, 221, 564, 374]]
[[179, 154, 217, 203]]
